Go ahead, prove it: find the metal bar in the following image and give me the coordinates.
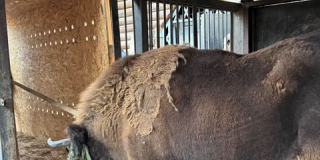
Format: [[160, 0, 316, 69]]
[[192, 2, 198, 48], [13, 81, 76, 115], [222, 11, 225, 50], [207, 9, 210, 49], [208, 10, 211, 49], [198, 8, 201, 49], [156, 0, 160, 48], [226, 11, 229, 51], [249, 7, 254, 52], [131, 0, 135, 51], [109, 0, 122, 60], [214, 10, 216, 49], [170, 3, 173, 44], [182, 3, 185, 43], [225, 11, 228, 50], [197, 8, 200, 48], [0, 0, 18, 158], [188, 5, 191, 44], [230, 12, 234, 51], [222, 10, 224, 49], [103, 0, 111, 65], [133, 0, 149, 53], [219, 10, 223, 49], [148, 0, 241, 12], [176, 1, 179, 45], [151, 1, 153, 49], [244, 0, 302, 7], [164, 1, 167, 45], [124, 0, 129, 55], [222, 11, 224, 49], [229, 12, 232, 51], [217, 11, 220, 48], [149, 1, 153, 50], [204, 9, 207, 49], [208, 9, 211, 49]]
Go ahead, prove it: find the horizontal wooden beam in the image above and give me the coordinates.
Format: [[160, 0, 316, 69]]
[[244, 0, 308, 7], [197, 0, 241, 11], [148, 0, 241, 12]]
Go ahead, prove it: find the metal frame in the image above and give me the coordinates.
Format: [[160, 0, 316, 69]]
[[243, 0, 310, 7], [0, 0, 19, 159], [192, 0, 198, 48], [110, 0, 241, 59], [109, 0, 122, 60], [149, 0, 241, 11], [248, 0, 319, 51], [230, 0, 253, 54], [240, 0, 307, 53], [133, 0, 149, 54]]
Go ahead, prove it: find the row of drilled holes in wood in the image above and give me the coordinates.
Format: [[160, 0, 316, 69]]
[[27, 20, 97, 49], [18, 104, 75, 119], [27, 20, 95, 39], [28, 35, 97, 49], [16, 93, 76, 119]]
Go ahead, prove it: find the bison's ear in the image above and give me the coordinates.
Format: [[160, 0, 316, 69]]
[[67, 124, 88, 147]]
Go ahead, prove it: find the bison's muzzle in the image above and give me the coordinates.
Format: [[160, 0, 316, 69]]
[[47, 125, 92, 160]]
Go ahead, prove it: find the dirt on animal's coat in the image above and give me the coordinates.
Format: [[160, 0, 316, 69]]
[[75, 45, 187, 137], [17, 133, 67, 160]]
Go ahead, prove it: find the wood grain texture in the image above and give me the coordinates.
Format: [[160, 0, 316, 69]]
[[6, 0, 110, 140]]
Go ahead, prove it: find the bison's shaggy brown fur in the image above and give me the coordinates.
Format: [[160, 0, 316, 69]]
[[75, 45, 187, 138], [69, 30, 320, 160]]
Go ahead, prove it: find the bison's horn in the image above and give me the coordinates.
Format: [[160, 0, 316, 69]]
[[47, 138, 71, 147]]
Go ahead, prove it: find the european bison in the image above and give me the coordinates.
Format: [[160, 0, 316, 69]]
[[56, 31, 320, 160]]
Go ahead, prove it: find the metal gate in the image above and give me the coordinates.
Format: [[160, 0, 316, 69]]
[[109, 0, 239, 60]]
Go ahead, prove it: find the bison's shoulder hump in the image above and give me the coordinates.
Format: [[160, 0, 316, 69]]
[[74, 45, 188, 137]]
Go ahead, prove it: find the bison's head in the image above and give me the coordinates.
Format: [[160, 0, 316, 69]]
[[47, 124, 91, 160], [66, 124, 90, 159], [48, 124, 112, 160]]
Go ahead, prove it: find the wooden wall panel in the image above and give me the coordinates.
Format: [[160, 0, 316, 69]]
[[6, 0, 110, 140]]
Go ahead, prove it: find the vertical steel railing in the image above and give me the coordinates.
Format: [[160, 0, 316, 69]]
[[110, 0, 234, 59], [124, 0, 128, 55], [156, 0, 160, 48], [182, 3, 185, 43], [109, 0, 122, 60], [176, 2, 179, 45]]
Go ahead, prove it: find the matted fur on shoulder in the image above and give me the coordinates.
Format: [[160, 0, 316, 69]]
[[74, 45, 187, 139]]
